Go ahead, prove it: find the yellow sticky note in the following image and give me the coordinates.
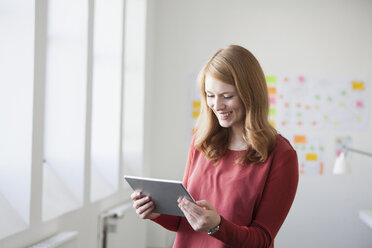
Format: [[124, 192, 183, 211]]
[[193, 101, 201, 108], [192, 111, 200, 119], [294, 135, 306, 144], [306, 153, 318, 161], [269, 120, 276, 127], [352, 81, 364, 90], [266, 75, 277, 84], [268, 87, 277, 95]]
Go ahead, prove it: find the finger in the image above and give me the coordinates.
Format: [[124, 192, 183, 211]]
[[136, 200, 154, 215], [181, 198, 203, 215], [139, 204, 155, 219], [131, 191, 141, 200], [179, 203, 198, 226], [133, 196, 151, 209], [179, 198, 202, 222], [196, 200, 215, 210]]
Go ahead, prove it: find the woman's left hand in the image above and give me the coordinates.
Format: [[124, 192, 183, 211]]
[[178, 197, 221, 232]]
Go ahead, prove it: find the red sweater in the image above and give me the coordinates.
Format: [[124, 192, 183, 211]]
[[153, 135, 299, 248]]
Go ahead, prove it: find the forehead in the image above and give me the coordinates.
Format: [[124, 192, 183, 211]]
[[205, 74, 236, 93]]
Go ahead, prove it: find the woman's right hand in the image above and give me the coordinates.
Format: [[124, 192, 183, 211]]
[[131, 191, 160, 220]]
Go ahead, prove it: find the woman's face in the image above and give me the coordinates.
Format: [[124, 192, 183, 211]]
[[205, 74, 245, 131]]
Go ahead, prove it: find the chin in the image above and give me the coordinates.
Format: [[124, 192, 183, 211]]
[[218, 121, 232, 128]]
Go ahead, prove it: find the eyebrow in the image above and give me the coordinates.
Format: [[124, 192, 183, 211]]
[[205, 90, 235, 95]]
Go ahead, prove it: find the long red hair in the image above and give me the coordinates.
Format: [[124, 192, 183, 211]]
[[194, 45, 277, 164]]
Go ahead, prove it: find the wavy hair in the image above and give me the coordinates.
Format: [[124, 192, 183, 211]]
[[194, 45, 277, 164]]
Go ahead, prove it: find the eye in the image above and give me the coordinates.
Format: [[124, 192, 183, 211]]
[[206, 94, 214, 98], [223, 95, 233, 99]]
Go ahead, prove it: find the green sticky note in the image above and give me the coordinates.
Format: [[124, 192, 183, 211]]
[[266, 75, 277, 84], [315, 95, 321, 100], [269, 107, 276, 116]]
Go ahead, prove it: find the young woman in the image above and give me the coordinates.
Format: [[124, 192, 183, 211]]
[[131, 45, 299, 247]]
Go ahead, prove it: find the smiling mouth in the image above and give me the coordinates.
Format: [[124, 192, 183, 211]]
[[218, 111, 232, 118]]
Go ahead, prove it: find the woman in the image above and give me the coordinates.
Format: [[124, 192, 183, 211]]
[[131, 45, 299, 247]]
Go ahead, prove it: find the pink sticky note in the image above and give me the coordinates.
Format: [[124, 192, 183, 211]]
[[269, 96, 276, 105], [298, 76, 305, 83], [356, 101, 364, 108]]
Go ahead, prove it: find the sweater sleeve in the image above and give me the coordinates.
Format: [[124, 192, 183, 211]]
[[151, 137, 196, 231], [212, 149, 299, 248]]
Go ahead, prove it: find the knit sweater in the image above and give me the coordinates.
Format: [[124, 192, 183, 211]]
[[152, 134, 299, 248]]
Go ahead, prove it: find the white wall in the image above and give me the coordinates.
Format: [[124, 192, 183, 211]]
[[143, 0, 372, 247]]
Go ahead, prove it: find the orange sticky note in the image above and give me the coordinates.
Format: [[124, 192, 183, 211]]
[[319, 162, 324, 175], [294, 135, 306, 144], [268, 87, 277, 95]]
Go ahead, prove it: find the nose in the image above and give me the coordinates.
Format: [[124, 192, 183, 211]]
[[214, 96, 225, 111]]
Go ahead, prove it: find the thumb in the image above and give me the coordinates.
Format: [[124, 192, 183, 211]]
[[196, 200, 215, 210]]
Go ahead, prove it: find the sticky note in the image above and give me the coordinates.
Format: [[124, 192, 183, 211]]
[[319, 163, 324, 175], [306, 153, 318, 161], [294, 135, 306, 144], [268, 87, 277, 95], [192, 101, 201, 108], [269, 107, 276, 116], [266, 75, 277, 84], [269, 120, 276, 127], [192, 111, 200, 119], [269, 96, 276, 105], [298, 76, 305, 83], [356, 101, 364, 108], [352, 81, 364, 90]]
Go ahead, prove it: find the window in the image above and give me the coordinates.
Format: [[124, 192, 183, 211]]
[[0, 0, 34, 239], [90, 0, 124, 202], [42, 0, 88, 220], [122, 0, 147, 176], [0, 0, 147, 243]]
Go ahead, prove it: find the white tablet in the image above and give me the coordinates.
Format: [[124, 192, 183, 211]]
[[124, 175, 195, 216]]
